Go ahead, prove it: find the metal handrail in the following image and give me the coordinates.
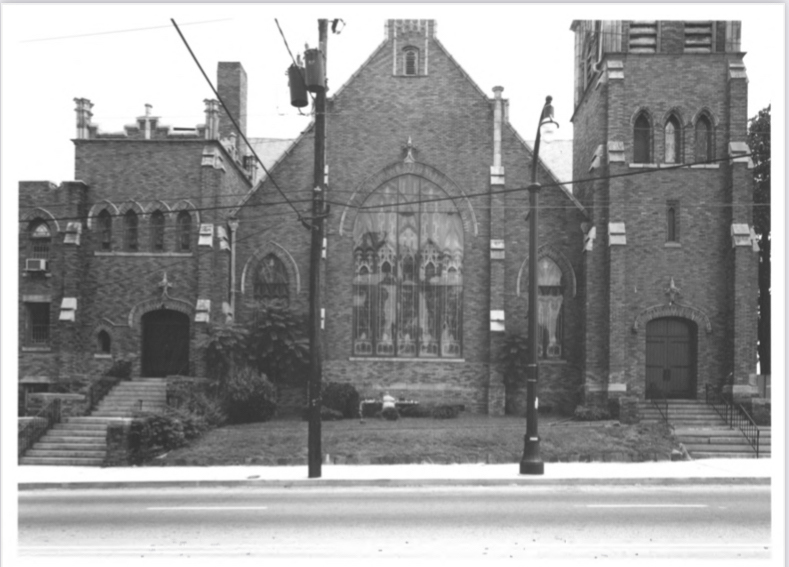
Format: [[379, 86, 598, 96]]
[[651, 388, 669, 425], [704, 384, 761, 458], [18, 398, 61, 458], [85, 375, 123, 414]]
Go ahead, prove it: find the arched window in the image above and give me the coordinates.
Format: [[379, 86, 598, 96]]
[[150, 210, 165, 252], [633, 112, 652, 164], [538, 257, 564, 359], [254, 253, 289, 306], [404, 48, 418, 76], [97, 330, 111, 354], [124, 210, 139, 251], [29, 220, 51, 260], [664, 115, 682, 164], [667, 200, 680, 242], [353, 174, 463, 358], [98, 210, 112, 251], [695, 115, 713, 163], [177, 211, 191, 252]]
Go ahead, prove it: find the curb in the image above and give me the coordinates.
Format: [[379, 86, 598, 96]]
[[18, 477, 771, 491]]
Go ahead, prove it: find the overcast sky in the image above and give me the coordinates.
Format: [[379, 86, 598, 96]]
[[1, 3, 783, 189]]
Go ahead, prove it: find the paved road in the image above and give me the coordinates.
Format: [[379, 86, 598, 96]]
[[18, 485, 770, 560]]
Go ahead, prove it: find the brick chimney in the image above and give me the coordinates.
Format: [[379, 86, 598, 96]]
[[74, 98, 93, 139], [217, 62, 247, 141]]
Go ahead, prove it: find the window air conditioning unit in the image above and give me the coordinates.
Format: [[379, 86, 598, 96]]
[[25, 259, 48, 272]]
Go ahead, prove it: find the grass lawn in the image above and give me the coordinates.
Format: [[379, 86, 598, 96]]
[[146, 414, 680, 466]]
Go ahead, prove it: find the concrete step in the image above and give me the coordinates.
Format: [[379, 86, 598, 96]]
[[53, 422, 108, 431], [35, 442, 106, 451], [39, 435, 106, 444], [91, 412, 136, 417], [45, 429, 106, 438], [690, 452, 766, 459], [20, 457, 105, 466], [26, 449, 107, 458], [64, 417, 130, 424]]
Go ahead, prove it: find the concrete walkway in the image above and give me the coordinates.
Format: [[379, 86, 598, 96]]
[[17, 458, 773, 490]]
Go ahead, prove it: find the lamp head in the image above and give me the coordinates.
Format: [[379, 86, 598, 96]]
[[539, 95, 559, 142]]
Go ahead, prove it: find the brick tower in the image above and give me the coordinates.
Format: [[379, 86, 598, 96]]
[[570, 21, 759, 406]]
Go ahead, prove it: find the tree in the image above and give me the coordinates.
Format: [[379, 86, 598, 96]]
[[747, 105, 770, 374]]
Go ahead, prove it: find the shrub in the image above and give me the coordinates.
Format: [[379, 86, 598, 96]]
[[105, 359, 132, 379], [399, 404, 432, 418], [431, 404, 461, 419], [168, 380, 227, 428], [300, 406, 345, 421], [381, 407, 400, 421], [164, 407, 210, 441], [141, 413, 187, 451], [573, 405, 611, 421], [322, 382, 361, 419], [361, 402, 382, 418], [223, 367, 278, 424]]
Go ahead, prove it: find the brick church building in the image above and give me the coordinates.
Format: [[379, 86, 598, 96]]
[[19, 20, 759, 415]]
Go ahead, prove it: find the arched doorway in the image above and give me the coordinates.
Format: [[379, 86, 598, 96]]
[[646, 317, 697, 399], [141, 309, 190, 377]]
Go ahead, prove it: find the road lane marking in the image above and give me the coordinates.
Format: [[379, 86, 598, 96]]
[[580, 504, 707, 508], [146, 506, 268, 510]]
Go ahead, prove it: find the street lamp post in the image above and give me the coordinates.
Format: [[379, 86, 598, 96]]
[[520, 96, 558, 476]]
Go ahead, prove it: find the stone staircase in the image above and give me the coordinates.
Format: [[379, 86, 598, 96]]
[[637, 399, 770, 459], [19, 378, 167, 466]]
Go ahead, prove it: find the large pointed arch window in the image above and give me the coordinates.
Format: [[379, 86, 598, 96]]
[[254, 253, 289, 306], [538, 257, 564, 359], [177, 211, 192, 251], [150, 210, 165, 252], [353, 174, 463, 358]]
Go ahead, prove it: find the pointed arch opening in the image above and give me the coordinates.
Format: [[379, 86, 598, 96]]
[[352, 174, 463, 358], [633, 111, 652, 164], [664, 114, 682, 164]]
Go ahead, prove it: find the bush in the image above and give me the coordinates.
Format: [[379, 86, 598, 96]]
[[573, 405, 611, 421], [105, 359, 132, 379], [431, 404, 461, 419], [321, 382, 361, 419], [300, 406, 344, 421], [168, 380, 227, 428], [223, 367, 278, 424], [381, 407, 400, 421], [140, 413, 187, 451], [164, 407, 210, 441], [399, 404, 432, 418], [361, 402, 383, 418]]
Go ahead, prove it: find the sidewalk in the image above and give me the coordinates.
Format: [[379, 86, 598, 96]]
[[17, 459, 772, 490]]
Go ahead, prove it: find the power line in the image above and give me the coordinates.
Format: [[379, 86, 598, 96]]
[[170, 18, 307, 226], [20, 18, 232, 43]]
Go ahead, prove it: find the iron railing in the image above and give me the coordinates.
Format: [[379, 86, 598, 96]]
[[705, 384, 761, 458], [85, 375, 123, 414], [650, 373, 669, 426], [18, 398, 61, 458]]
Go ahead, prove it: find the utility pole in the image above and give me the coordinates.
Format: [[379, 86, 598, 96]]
[[307, 18, 328, 478]]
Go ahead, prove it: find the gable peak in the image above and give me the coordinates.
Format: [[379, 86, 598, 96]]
[[386, 19, 436, 40]]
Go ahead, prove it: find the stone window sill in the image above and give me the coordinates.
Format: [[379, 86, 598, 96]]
[[95, 251, 193, 257], [349, 357, 465, 363], [94, 354, 113, 359], [394, 74, 427, 78], [688, 164, 719, 169], [628, 163, 658, 169], [21, 347, 52, 353], [540, 359, 568, 365], [664, 242, 682, 248]]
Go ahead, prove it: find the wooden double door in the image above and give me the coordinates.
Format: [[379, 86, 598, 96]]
[[141, 309, 190, 377], [645, 317, 697, 399]]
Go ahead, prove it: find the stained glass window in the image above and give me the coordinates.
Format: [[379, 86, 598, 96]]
[[538, 257, 564, 359], [353, 174, 463, 358], [254, 253, 289, 306]]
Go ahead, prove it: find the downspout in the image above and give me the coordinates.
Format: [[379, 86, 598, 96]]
[[228, 218, 239, 318]]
